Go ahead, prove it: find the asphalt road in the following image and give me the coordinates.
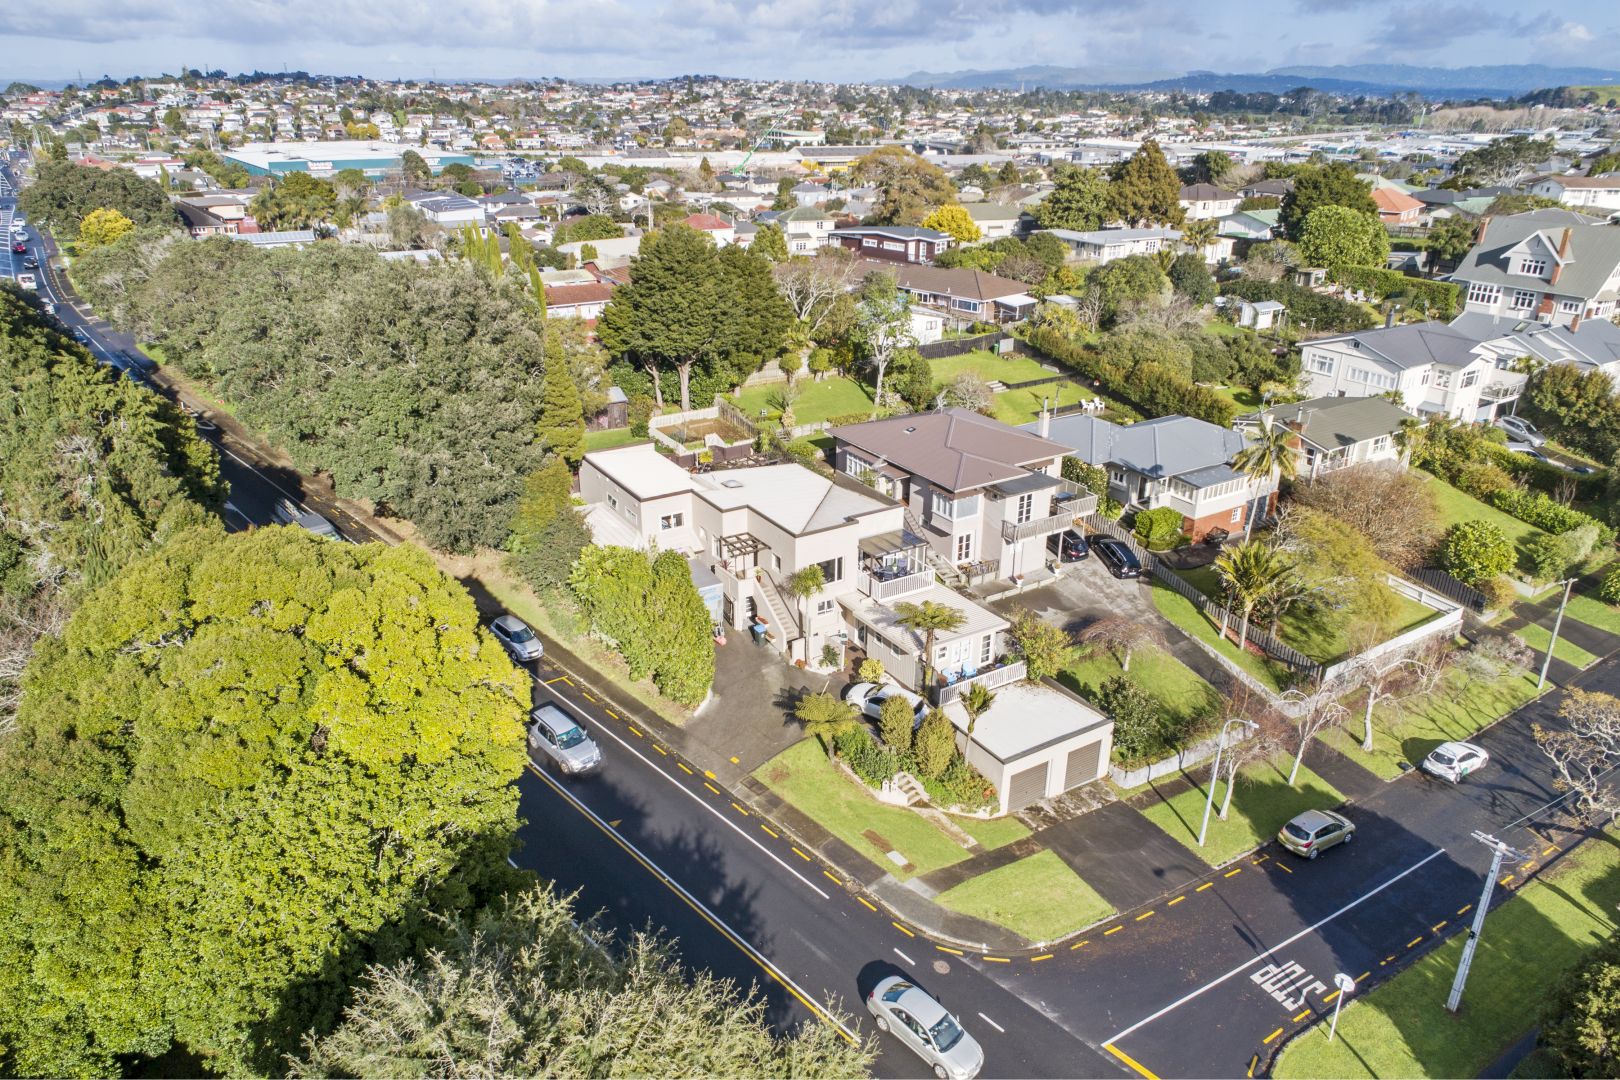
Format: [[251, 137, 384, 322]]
[[17, 150, 1615, 1078]]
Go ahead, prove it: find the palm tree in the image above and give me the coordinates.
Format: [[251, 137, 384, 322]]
[[1232, 414, 1299, 541], [893, 599, 968, 691], [794, 691, 859, 753], [1213, 542, 1291, 652], [960, 682, 997, 759], [1180, 218, 1218, 254], [784, 564, 825, 643]]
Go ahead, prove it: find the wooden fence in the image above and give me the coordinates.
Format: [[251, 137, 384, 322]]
[[1404, 565, 1488, 614], [916, 331, 1005, 360]]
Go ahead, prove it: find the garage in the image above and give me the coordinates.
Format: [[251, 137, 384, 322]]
[[943, 680, 1114, 816]]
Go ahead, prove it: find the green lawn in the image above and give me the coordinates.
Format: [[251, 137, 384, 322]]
[[732, 378, 876, 427], [929, 348, 1057, 385], [1150, 579, 1287, 692], [1060, 644, 1221, 729], [1514, 621, 1600, 671], [754, 740, 972, 879], [1174, 566, 1437, 666], [583, 427, 642, 452], [950, 813, 1031, 851], [1273, 832, 1620, 1080], [934, 850, 1115, 943], [989, 380, 1141, 426], [1206, 385, 1264, 412], [1138, 756, 1345, 867], [1321, 669, 1541, 780], [1417, 469, 1547, 574], [1562, 594, 1620, 638]]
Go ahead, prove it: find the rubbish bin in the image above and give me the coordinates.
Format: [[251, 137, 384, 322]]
[[750, 622, 768, 646]]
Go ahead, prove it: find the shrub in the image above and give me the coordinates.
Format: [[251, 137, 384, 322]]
[[1133, 506, 1183, 543], [857, 658, 885, 683], [1539, 933, 1620, 1078], [628, 395, 654, 438], [1526, 532, 1576, 583], [919, 756, 995, 812], [1023, 326, 1237, 426], [913, 709, 957, 779], [1439, 520, 1516, 586], [878, 693, 915, 754], [1009, 609, 1075, 681], [1480, 574, 1519, 612], [833, 728, 905, 786], [1455, 459, 1514, 500], [1329, 265, 1460, 318], [1093, 676, 1169, 766], [1601, 567, 1620, 605], [1489, 487, 1596, 536], [1563, 523, 1602, 565]]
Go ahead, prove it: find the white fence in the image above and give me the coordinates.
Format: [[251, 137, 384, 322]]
[[1317, 574, 1463, 686], [1110, 725, 1255, 789]]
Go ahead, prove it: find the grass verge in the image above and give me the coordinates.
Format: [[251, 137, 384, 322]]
[[950, 813, 1031, 851], [1137, 755, 1345, 867], [754, 740, 971, 879], [1272, 830, 1620, 1080], [934, 850, 1115, 943], [1514, 621, 1600, 671], [1321, 670, 1541, 780], [1149, 579, 1287, 692]]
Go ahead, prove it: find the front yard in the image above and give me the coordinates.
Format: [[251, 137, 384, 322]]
[[1137, 756, 1346, 867], [934, 850, 1115, 943], [1149, 578, 1289, 692], [1273, 830, 1620, 1080]]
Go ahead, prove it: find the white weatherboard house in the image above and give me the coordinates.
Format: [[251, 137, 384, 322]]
[[1451, 209, 1620, 328], [1299, 321, 1495, 421]]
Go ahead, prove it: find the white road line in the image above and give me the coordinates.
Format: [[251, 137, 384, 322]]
[[977, 1012, 1006, 1034], [218, 443, 305, 504], [1103, 848, 1448, 1046], [893, 948, 915, 966], [534, 673, 831, 901], [532, 762, 858, 1042]]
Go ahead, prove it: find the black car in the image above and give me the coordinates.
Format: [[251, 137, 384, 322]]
[[1047, 528, 1090, 562], [1091, 536, 1142, 579]]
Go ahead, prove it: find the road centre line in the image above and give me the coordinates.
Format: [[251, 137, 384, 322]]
[[1103, 848, 1447, 1046], [534, 677, 831, 900], [526, 762, 856, 1043], [893, 948, 915, 966], [977, 1012, 1006, 1034]]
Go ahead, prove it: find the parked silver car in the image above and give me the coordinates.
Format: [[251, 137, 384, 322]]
[[1496, 415, 1545, 447], [865, 976, 983, 1080], [271, 497, 344, 541], [842, 681, 927, 724], [528, 702, 602, 775], [490, 614, 544, 662], [1422, 740, 1490, 783], [1278, 809, 1356, 860]]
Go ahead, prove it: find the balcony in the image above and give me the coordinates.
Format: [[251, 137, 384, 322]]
[[1002, 511, 1078, 544], [931, 659, 1028, 706], [860, 567, 933, 603]]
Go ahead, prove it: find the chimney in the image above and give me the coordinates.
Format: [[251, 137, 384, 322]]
[[1571, 311, 1583, 332], [1550, 227, 1573, 286], [1475, 216, 1491, 245], [1038, 396, 1051, 439]]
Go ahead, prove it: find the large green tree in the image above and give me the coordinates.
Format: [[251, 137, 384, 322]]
[[0, 528, 531, 1076], [1279, 163, 1379, 241], [853, 146, 956, 226], [1298, 204, 1391, 271], [18, 160, 177, 238], [250, 171, 338, 230], [1036, 165, 1111, 232], [535, 351, 586, 465], [1107, 140, 1185, 227]]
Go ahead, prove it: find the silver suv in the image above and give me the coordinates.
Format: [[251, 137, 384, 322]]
[[272, 497, 344, 541], [529, 703, 602, 775]]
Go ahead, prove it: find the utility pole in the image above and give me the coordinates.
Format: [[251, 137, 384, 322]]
[[1537, 577, 1576, 691], [1448, 831, 1532, 1012]]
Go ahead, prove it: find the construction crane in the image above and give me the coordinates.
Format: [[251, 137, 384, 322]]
[[729, 112, 790, 177]]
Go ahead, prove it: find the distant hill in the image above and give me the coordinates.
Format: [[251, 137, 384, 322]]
[[892, 63, 1620, 99]]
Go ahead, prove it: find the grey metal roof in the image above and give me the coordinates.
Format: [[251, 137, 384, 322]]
[[1179, 463, 1243, 489], [1040, 227, 1182, 244], [1451, 311, 1620, 372], [1246, 396, 1414, 452], [1029, 414, 1244, 479], [831, 408, 1067, 493], [1452, 211, 1620, 300], [1310, 321, 1482, 371], [987, 470, 1061, 497]]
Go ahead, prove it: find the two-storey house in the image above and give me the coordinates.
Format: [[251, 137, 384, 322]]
[[1452, 210, 1620, 328], [1298, 320, 1496, 421], [768, 205, 837, 253], [832, 225, 952, 264], [1178, 183, 1241, 220], [1030, 412, 1269, 540]]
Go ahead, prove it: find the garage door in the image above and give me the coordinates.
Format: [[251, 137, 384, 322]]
[[1006, 762, 1049, 812], [1063, 741, 1103, 791]]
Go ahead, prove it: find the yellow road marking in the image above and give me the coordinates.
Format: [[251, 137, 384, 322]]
[[582, 692, 597, 702], [1322, 989, 1341, 1004], [731, 802, 750, 816], [822, 870, 841, 885], [1168, 895, 1186, 906], [1292, 1008, 1311, 1022], [1544, 844, 1557, 856], [627, 725, 642, 737], [1071, 939, 1090, 950], [730, 756, 740, 764], [1248, 1054, 1259, 1078], [544, 675, 571, 684], [1105, 925, 1124, 936], [1196, 882, 1215, 892], [1356, 971, 1370, 982], [791, 846, 811, 861], [705, 769, 717, 780], [760, 824, 778, 838], [1431, 920, 1447, 933], [653, 744, 668, 755], [1032, 953, 1054, 962], [703, 781, 721, 795], [1224, 868, 1242, 878], [982, 955, 1010, 963], [677, 762, 694, 775], [1500, 874, 1515, 886], [1252, 854, 1269, 864], [858, 897, 877, 912], [1136, 910, 1155, 921], [1406, 936, 1424, 949], [936, 944, 964, 956], [892, 921, 916, 937], [1103, 1043, 1159, 1080], [1457, 903, 1472, 916], [605, 709, 618, 719], [1274, 861, 1294, 874], [1263, 1028, 1284, 1045]]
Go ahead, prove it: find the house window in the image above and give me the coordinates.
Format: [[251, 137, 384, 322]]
[[1230, 506, 1242, 524], [861, 237, 876, 248], [606, 493, 618, 510], [815, 599, 836, 616], [1460, 371, 1479, 389], [772, 553, 782, 572], [1510, 289, 1536, 310], [955, 533, 974, 562], [1371, 435, 1391, 454], [980, 635, 993, 665], [1015, 493, 1034, 524], [882, 241, 904, 252], [1519, 259, 1547, 277], [815, 557, 844, 584], [1559, 299, 1581, 314], [1467, 282, 1501, 305], [932, 491, 955, 519], [843, 453, 870, 478], [659, 513, 683, 530], [1305, 354, 1335, 375]]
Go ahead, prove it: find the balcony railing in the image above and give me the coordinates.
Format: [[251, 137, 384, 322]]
[[859, 567, 934, 603], [931, 659, 1028, 706], [1001, 511, 1078, 544]]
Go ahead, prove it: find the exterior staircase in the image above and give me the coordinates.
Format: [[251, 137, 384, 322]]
[[754, 571, 802, 655], [904, 509, 964, 588], [892, 771, 928, 807]]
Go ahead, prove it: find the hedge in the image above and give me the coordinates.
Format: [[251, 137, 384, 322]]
[[1489, 487, 1615, 545], [1329, 265, 1460, 319], [1023, 327, 1237, 426]]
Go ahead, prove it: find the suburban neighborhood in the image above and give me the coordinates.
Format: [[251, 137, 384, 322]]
[[5, 20, 1620, 1080]]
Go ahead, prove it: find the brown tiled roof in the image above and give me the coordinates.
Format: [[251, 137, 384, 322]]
[[883, 263, 1032, 302], [545, 283, 616, 307], [828, 408, 1067, 493]]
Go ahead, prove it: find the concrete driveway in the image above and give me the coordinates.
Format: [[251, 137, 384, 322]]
[[989, 559, 1235, 693]]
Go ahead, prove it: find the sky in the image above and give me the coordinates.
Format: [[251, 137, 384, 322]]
[[0, 0, 1616, 85]]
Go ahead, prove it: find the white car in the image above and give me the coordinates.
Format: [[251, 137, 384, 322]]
[[16, 272, 35, 291], [1496, 415, 1545, 447], [490, 614, 544, 663], [842, 681, 927, 724], [1422, 740, 1490, 783], [865, 976, 984, 1080]]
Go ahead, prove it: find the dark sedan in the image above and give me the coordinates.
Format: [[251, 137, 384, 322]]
[[1091, 536, 1142, 579], [1047, 528, 1090, 562]]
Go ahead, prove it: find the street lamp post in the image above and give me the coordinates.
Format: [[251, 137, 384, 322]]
[[1447, 831, 1533, 1012], [1199, 718, 1259, 847], [1537, 577, 1577, 691]]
